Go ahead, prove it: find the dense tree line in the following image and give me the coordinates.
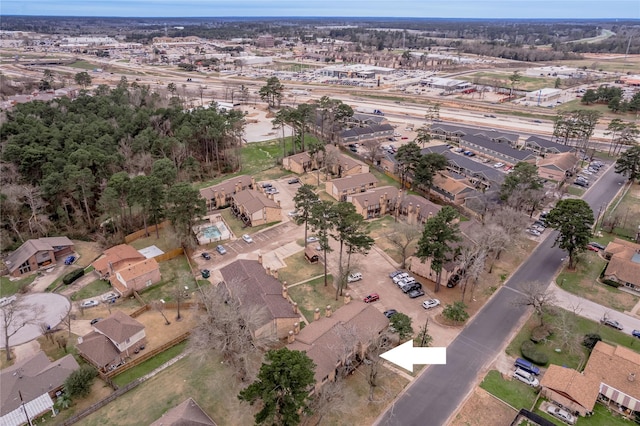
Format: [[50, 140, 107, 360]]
[[0, 85, 244, 249]]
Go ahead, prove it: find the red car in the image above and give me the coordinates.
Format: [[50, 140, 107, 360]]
[[364, 293, 380, 303], [587, 245, 599, 252]]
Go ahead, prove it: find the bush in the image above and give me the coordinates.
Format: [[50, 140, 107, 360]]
[[390, 313, 413, 340], [63, 268, 84, 285], [64, 364, 97, 398], [601, 279, 621, 288], [442, 301, 470, 323], [583, 333, 602, 350], [530, 325, 553, 343], [520, 341, 548, 365]]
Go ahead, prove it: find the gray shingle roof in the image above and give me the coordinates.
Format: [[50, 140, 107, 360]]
[[4, 237, 74, 273]]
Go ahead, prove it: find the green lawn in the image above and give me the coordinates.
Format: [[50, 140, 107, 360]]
[[535, 399, 635, 426], [112, 341, 188, 387], [67, 60, 99, 70], [0, 275, 35, 297], [279, 252, 324, 286], [70, 279, 112, 301], [479, 370, 538, 410], [287, 275, 341, 322], [137, 256, 196, 303]]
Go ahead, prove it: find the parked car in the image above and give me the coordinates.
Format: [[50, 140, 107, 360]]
[[306, 236, 319, 243], [242, 234, 253, 244], [587, 245, 599, 252], [401, 282, 422, 293], [216, 245, 227, 255], [364, 293, 380, 303], [632, 330, 640, 339], [383, 309, 398, 318], [90, 318, 102, 325], [392, 272, 410, 284], [64, 255, 76, 265], [528, 229, 542, 236], [601, 318, 623, 330], [101, 292, 120, 302], [201, 252, 211, 260], [347, 272, 362, 283], [0, 296, 17, 307], [512, 368, 539, 387], [532, 119, 542, 123], [407, 289, 425, 298], [389, 270, 404, 278], [80, 300, 99, 308], [201, 269, 210, 279], [574, 180, 589, 188], [422, 299, 440, 309], [288, 177, 300, 184], [493, 162, 504, 168], [265, 187, 279, 195], [589, 242, 605, 250], [261, 182, 273, 189], [514, 358, 540, 375], [546, 406, 576, 424]]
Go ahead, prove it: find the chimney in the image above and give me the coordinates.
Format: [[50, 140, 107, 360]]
[[274, 269, 279, 279], [236, 181, 242, 193], [282, 285, 287, 299], [294, 322, 300, 334], [314, 308, 321, 321], [258, 253, 262, 264], [380, 194, 387, 215], [325, 305, 332, 318], [293, 302, 298, 314], [288, 330, 295, 343], [277, 200, 281, 207], [344, 293, 351, 305], [266, 266, 271, 276]]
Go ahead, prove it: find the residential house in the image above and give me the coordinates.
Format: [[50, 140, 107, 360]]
[[541, 341, 640, 419], [230, 189, 281, 227], [444, 153, 505, 190], [92, 244, 162, 296], [524, 135, 574, 155], [348, 186, 400, 219], [282, 152, 314, 174], [0, 351, 79, 426], [150, 397, 217, 426], [396, 194, 443, 225], [324, 144, 370, 177], [348, 113, 387, 126], [431, 172, 476, 205], [199, 175, 255, 211], [287, 296, 389, 390], [458, 134, 537, 166], [340, 123, 394, 144], [602, 238, 640, 294], [4, 237, 74, 277], [326, 173, 378, 201], [77, 311, 146, 372], [536, 152, 578, 181], [219, 259, 300, 340]]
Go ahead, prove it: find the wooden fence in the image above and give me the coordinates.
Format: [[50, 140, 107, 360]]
[[60, 379, 141, 425], [130, 303, 150, 318], [104, 331, 191, 379], [124, 220, 171, 243], [153, 247, 184, 262]]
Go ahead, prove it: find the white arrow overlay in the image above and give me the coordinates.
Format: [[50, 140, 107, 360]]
[[380, 341, 447, 372]]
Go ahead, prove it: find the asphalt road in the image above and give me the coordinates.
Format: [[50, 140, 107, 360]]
[[376, 164, 625, 426]]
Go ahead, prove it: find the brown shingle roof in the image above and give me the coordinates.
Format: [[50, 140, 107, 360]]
[[433, 173, 474, 196], [603, 238, 640, 286], [399, 194, 442, 219], [150, 397, 217, 426], [537, 152, 578, 171], [0, 351, 79, 415], [288, 301, 388, 383], [584, 341, 640, 401], [4, 237, 74, 273], [92, 244, 145, 276], [220, 260, 298, 325], [540, 364, 600, 411], [76, 332, 120, 368], [199, 175, 252, 201], [233, 189, 280, 213], [285, 152, 312, 165], [93, 310, 145, 345], [349, 186, 399, 206], [116, 258, 160, 282], [330, 173, 378, 192]]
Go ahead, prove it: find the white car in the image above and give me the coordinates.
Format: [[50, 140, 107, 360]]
[[347, 272, 362, 283], [392, 273, 410, 284], [287, 211, 299, 217], [101, 292, 120, 302], [513, 368, 539, 387], [493, 162, 504, 168], [546, 406, 576, 424], [242, 234, 253, 244], [422, 299, 441, 309], [80, 300, 99, 308], [307, 236, 319, 243]]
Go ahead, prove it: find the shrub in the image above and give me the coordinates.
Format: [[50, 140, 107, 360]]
[[442, 301, 470, 323], [390, 313, 413, 340], [582, 333, 602, 350], [520, 340, 548, 365], [600, 279, 621, 288], [530, 325, 553, 343], [63, 268, 84, 285], [64, 364, 97, 398]]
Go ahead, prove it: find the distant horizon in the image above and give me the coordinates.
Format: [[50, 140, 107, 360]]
[[2, 1, 639, 20]]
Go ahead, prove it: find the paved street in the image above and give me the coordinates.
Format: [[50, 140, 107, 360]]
[[376, 164, 629, 426]]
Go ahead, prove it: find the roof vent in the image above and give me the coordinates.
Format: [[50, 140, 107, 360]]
[[628, 373, 636, 382]]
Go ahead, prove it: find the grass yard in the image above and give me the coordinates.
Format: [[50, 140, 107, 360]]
[[479, 370, 539, 411], [458, 72, 554, 91], [279, 252, 324, 285], [112, 341, 188, 387], [565, 184, 586, 197], [0, 274, 35, 297], [506, 308, 640, 371], [287, 275, 341, 322], [602, 182, 640, 239], [68, 60, 99, 70], [556, 252, 638, 313], [135, 256, 196, 303], [535, 399, 635, 426], [128, 224, 181, 253], [70, 279, 112, 301], [36, 331, 80, 362]]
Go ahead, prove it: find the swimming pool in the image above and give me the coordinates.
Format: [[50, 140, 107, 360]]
[[201, 225, 221, 240]]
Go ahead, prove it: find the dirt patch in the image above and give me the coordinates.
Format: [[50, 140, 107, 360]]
[[73, 240, 104, 268], [451, 387, 518, 426]]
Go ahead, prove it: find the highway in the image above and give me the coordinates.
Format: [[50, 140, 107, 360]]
[[376, 164, 626, 426]]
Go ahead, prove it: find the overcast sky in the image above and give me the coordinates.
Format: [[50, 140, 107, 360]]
[[2, 0, 639, 19]]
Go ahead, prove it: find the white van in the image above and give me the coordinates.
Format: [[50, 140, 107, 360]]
[[347, 272, 362, 283], [513, 368, 539, 387]]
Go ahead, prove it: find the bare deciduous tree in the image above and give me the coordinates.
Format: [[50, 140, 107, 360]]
[[190, 284, 273, 382], [1, 297, 44, 360], [514, 281, 556, 327], [385, 222, 422, 269], [303, 380, 345, 426], [361, 139, 382, 164], [473, 222, 510, 274]]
